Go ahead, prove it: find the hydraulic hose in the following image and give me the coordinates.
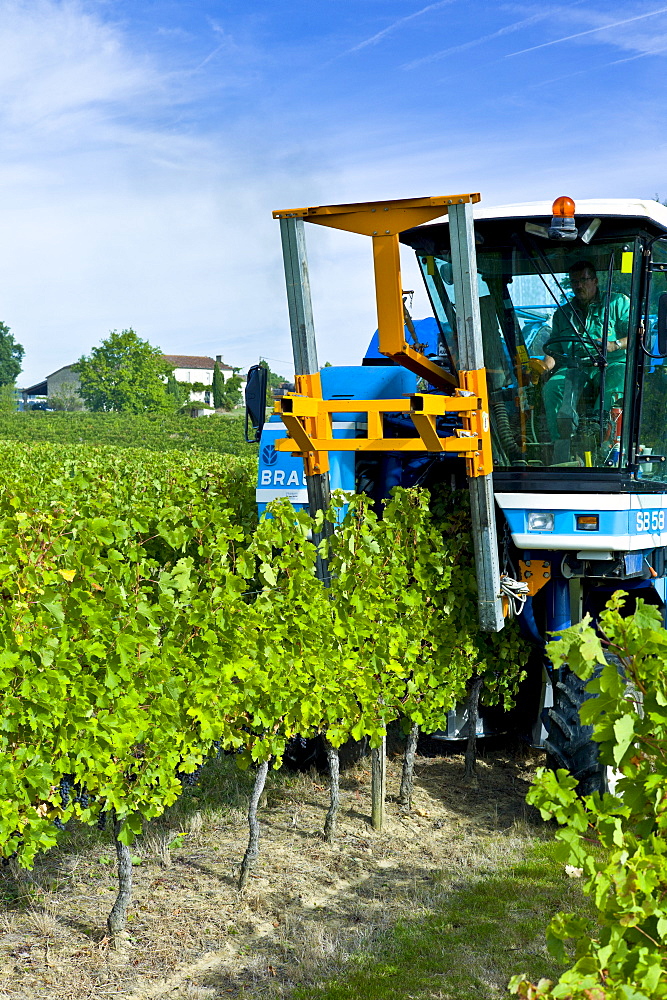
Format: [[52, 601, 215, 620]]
[[491, 397, 521, 459]]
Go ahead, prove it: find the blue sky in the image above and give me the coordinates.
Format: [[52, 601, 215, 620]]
[[3, 0, 667, 385]]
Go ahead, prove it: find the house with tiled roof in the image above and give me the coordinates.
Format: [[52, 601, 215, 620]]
[[162, 355, 236, 409]]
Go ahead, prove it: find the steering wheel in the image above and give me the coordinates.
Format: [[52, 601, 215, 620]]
[[542, 336, 599, 369]]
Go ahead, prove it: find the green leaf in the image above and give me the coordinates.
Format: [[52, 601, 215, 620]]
[[613, 713, 637, 766]]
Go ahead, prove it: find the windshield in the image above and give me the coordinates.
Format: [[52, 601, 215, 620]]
[[637, 239, 667, 483], [419, 239, 635, 470]]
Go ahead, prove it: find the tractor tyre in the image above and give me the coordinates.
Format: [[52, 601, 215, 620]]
[[544, 666, 608, 796]]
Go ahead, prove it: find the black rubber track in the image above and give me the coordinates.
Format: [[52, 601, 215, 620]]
[[544, 666, 608, 796]]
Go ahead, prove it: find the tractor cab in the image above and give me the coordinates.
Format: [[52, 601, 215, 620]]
[[401, 198, 667, 490]]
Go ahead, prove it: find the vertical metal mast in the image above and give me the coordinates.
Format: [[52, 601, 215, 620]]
[[448, 202, 504, 632], [278, 217, 332, 580]]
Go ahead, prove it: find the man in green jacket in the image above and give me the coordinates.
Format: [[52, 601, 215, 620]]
[[542, 260, 629, 443]]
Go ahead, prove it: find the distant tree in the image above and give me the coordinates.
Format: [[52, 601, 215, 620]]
[[49, 384, 84, 411], [166, 374, 189, 409], [0, 322, 24, 387], [213, 368, 243, 411], [212, 363, 225, 409], [74, 329, 176, 414], [166, 373, 179, 400], [0, 384, 16, 413], [259, 360, 288, 405], [222, 368, 243, 410]]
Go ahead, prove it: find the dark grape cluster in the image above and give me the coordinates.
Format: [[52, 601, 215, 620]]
[[177, 763, 203, 788], [75, 786, 90, 809], [59, 774, 74, 807], [59, 774, 90, 810], [97, 811, 107, 831], [53, 818, 66, 831]]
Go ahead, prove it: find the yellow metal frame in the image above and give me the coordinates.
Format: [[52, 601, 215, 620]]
[[273, 194, 480, 390], [276, 367, 493, 478], [272, 193, 493, 479], [519, 559, 552, 596]]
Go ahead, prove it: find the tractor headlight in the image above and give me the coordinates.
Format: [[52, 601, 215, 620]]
[[528, 512, 554, 532]]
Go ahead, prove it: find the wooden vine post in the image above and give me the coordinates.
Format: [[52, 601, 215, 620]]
[[464, 675, 484, 781], [399, 721, 420, 811], [370, 732, 386, 830], [322, 736, 340, 843]]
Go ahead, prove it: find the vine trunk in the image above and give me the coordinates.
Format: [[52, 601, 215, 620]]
[[238, 760, 270, 890]]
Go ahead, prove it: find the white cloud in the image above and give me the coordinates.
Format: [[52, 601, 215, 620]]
[[0, 1, 156, 132], [0, 1, 292, 383], [3, 0, 667, 392]]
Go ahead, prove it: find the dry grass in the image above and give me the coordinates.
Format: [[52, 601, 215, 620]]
[[0, 737, 548, 999]]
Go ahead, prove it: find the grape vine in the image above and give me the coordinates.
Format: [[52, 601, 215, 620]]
[[510, 594, 667, 1000], [0, 441, 526, 934]]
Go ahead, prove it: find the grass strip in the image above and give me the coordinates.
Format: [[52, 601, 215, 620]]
[[292, 839, 592, 1000]]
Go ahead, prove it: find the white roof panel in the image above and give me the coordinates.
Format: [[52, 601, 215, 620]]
[[473, 198, 667, 231]]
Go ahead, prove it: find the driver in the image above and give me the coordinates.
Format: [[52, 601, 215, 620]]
[[541, 260, 629, 443]]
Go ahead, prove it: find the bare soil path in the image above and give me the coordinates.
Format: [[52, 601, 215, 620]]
[[0, 739, 546, 999]]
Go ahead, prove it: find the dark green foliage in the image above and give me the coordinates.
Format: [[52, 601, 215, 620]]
[[429, 486, 528, 713], [212, 363, 225, 408], [0, 322, 24, 387], [166, 374, 187, 408], [512, 595, 667, 999], [177, 380, 207, 396], [49, 384, 85, 411], [75, 329, 175, 413], [0, 411, 254, 455], [219, 370, 243, 411], [259, 359, 289, 404]]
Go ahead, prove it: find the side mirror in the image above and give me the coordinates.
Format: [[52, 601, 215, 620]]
[[658, 293, 667, 356], [245, 364, 268, 443]]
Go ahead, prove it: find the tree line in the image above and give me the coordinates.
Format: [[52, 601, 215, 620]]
[[1, 321, 248, 414]]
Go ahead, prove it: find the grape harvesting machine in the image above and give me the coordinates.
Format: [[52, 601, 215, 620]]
[[245, 193, 667, 793]]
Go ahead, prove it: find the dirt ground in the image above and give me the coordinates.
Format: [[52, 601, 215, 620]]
[[0, 739, 545, 1000]]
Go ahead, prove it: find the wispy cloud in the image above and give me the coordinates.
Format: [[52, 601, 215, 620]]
[[403, 7, 560, 69], [346, 0, 454, 55], [507, 5, 667, 57], [0, 1, 305, 385], [529, 40, 667, 89]]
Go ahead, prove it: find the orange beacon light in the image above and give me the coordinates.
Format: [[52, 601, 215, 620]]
[[549, 195, 577, 240], [552, 196, 576, 217]]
